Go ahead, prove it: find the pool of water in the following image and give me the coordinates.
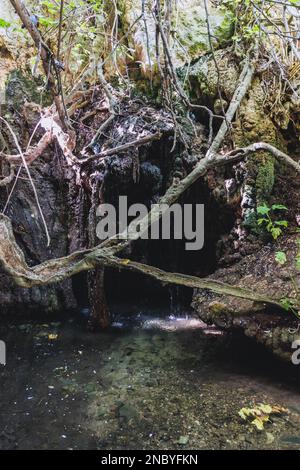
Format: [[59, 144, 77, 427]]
[[0, 311, 300, 450]]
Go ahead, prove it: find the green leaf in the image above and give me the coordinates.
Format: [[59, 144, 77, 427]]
[[274, 220, 288, 227], [271, 204, 288, 211], [271, 227, 282, 240], [0, 18, 11, 28], [257, 204, 270, 215], [39, 17, 56, 26], [280, 297, 295, 311], [257, 218, 266, 225], [275, 251, 287, 265]]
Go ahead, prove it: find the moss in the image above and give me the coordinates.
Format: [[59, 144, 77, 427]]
[[5, 69, 51, 111], [255, 154, 275, 205], [233, 79, 286, 222], [208, 301, 234, 327]]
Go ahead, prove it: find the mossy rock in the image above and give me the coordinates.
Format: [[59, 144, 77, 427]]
[[5, 69, 51, 111], [176, 4, 234, 61], [234, 79, 286, 225], [255, 154, 275, 205], [188, 50, 239, 102]]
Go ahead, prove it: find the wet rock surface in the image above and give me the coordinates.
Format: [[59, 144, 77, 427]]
[[0, 158, 76, 315], [0, 312, 300, 450], [192, 234, 300, 360]]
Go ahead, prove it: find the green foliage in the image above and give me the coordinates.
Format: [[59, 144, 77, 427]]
[[0, 18, 11, 28], [219, 0, 261, 50], [275, 251, 287, 265], [257, 203, 288, 240], [279, 297, 300, 317]]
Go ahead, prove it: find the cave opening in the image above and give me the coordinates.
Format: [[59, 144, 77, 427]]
[[71, 133, 236, 320], [103, 179, 235, 316]]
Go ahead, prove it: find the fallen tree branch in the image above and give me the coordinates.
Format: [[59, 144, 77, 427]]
[[206, 55, 255, 156], [221, 142, 300, 172], [0, 214, 282, 309], [99, 255, 283, 308]]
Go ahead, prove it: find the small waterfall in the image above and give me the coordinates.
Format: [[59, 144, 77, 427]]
[[169, 285, 182, 316]]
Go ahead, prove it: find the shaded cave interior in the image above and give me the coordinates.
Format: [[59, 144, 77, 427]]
[[72, 137, 236, 319]]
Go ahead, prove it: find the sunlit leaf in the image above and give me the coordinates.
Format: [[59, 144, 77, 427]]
[[275, 251, 287, 265]]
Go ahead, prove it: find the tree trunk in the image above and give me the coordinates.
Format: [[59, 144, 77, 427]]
[[87, 180, 110, 330], [88, 267, 110, 330]]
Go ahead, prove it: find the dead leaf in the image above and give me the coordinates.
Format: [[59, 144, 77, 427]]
[[238, 403, 288, 431]]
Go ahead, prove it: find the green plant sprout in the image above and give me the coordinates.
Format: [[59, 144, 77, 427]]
[[256, 203, 288, 240]]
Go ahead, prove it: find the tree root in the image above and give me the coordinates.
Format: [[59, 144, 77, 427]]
[[0, 214, 282, 309]]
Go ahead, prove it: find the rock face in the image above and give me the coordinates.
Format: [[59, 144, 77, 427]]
[[0, 159, 77, 315], [188, 44, 300, 360], [0, 69, 176, 318], [0, 62, 77, 316], [192, 234, 300, 361]]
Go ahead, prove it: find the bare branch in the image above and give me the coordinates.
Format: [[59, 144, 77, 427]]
[[221, 142, 300, 172], [2, 131, 54, 165], [85, 63, 118, 151], [80, 132, 162, 164]]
